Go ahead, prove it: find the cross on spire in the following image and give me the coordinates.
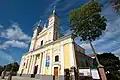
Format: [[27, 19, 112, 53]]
[[53, 6, 56, 14], [37, 20, 41, 26]]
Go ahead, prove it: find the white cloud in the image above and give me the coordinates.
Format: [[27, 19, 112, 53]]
[[5, 40, 28, 49], [64, 29, 73, 36], [92, 17, 120, 51], [0, 44, 8, 49], [0, 40, 28, 49], [0, 25, 3, 28], [0, 23, 30, 49], [0, 23, 31, 42], [0, 50, 14, 64], [112, 49, 120, 60], [80, 43, 91, 50], [43, 0, 61, 15], [113, 49, 120, 56]]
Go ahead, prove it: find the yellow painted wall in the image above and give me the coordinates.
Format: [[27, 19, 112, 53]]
[[63, 43, 70, 69]]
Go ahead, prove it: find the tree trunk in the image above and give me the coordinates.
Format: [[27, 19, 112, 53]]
[[89, 40, 100, 66], [89, 40, 107, 80]]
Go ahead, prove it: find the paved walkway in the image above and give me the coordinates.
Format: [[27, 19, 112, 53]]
[[0, 76, 40, 80]]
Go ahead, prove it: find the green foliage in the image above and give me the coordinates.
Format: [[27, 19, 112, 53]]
[[69, 1, 107, 41], [109, 0, 120, 13], [5, 62, 19, 72], [0, 66, 4, 76], [93, 53, 120, 80]]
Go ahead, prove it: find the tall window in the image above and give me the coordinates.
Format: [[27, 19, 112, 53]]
[[55, 55, 59, 62], [23, 63, 25, 66], [41, 40, 43, 46]]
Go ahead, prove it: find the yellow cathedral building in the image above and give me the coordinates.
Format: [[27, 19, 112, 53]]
[[17, 8, 93, 80]]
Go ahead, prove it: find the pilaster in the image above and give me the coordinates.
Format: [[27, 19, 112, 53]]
[[31, 55, 36, 74], [29, 56, 33, 74], [69, 42, 75, 67], [37, 53, 41, 74], [60, 44, 64, 75], [26, 56, 31, 74]]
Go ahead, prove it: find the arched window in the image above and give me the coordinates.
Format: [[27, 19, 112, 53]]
[[41, 40, 43, 46], [55, 55, 59, 62]]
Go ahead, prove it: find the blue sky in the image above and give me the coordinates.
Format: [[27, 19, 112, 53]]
[[0, 0, 120, 65]]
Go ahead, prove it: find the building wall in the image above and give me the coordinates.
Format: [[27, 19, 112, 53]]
[[75, 50, 93, 68], [17, 35, 77, 76], [63, 43, 70, 69]]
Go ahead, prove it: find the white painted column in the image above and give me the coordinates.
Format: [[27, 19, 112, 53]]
[[69, 42, 75, 67], [50, 49, 52, 75], [18, 58, 24, 74], [41, 52, 45, 74], [26, 56, 31, 74], [29, 56, 33, 74], [31, 55, 36, 74], [25, 58, 28, 74], [37, 53, 41, 74], [60, 44, 64, 75], [44, 51, 47, 74]]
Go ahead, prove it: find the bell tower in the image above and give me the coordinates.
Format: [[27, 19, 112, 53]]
[[29, 23, 42, 52], [47, 6, 60, 41]]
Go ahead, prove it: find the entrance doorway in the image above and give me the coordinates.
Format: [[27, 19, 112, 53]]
[[32, 65, 38, 77], [20, 69, 23, 76], [34, 65, 38, 74], [54, 67, 58, 80]]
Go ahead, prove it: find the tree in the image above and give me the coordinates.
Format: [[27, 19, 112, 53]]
[[69, 1, 107, 79], [70, 1, 106, 64], [93, 53, 120, 80], [5, 62, 19, 72], [109, 0, 120, 13], [1, 65, 7, 79], [0, 66, 4, 76]]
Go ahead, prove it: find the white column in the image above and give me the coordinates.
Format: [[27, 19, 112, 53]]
[[37, 53, 41, 74], [40, 53, 43, 74], [69, 42, 75, 67], [26, 56, 31, 74], [24, 58, 28, 74], [29, 56, 33, 74], [49, 49, 52, 75], [42, 51, 46, 74], [31, 55, 36, 74], [18, 58, 24, 74], [60, 44, 64, 75]]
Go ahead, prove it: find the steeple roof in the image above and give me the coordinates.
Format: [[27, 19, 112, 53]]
[[33, 20, 42, 31], [53, 6, 56, 14], [48, 6, 59, 19]]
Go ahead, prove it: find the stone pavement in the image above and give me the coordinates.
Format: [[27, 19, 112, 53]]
[[0, 76, 40, 80]]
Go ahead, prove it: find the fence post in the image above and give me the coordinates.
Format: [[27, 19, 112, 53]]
[[64, 68, 70, 80], [70, 67, 75, 80], [98, 65, 107, 80]]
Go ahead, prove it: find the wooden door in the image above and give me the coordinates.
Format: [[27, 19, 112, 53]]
[[34, 65, 38, 75], [20, 69, 23, 76], [54, 67, 58, 80]]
